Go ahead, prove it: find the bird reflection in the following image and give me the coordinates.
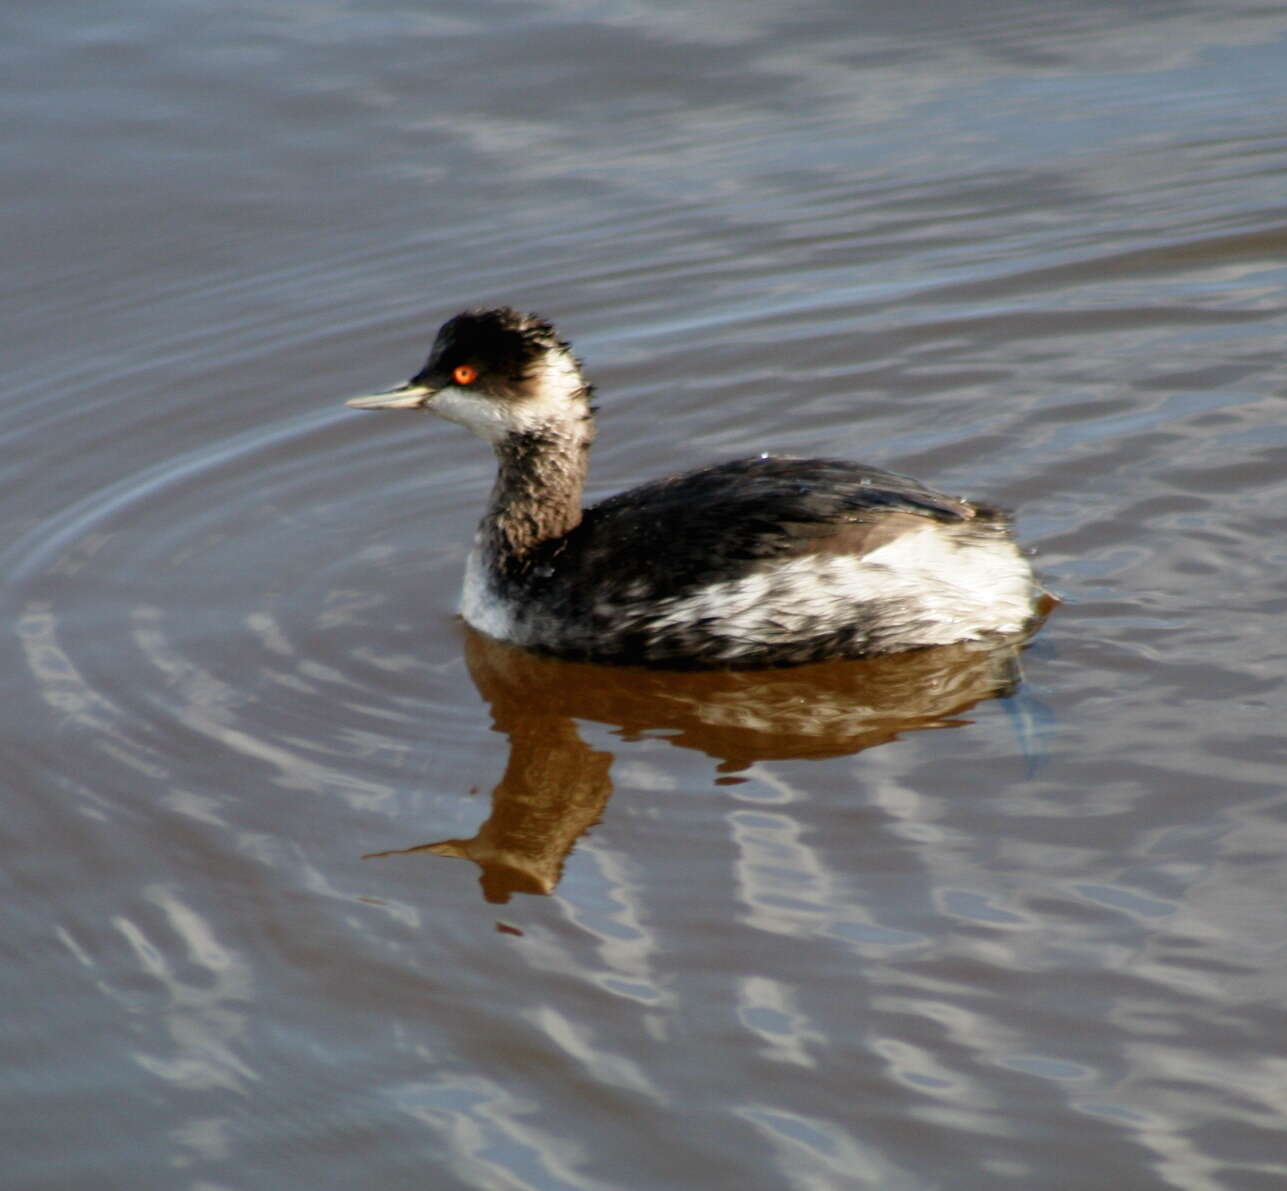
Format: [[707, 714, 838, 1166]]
[[365, 613, 1050, 904]]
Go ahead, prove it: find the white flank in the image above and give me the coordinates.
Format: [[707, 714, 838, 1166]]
[[647, 526, 1033, 656], [861, 527, 1035, 633]]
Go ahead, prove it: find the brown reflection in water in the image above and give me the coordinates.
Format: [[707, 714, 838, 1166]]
[[367, 614, 1050, 903]]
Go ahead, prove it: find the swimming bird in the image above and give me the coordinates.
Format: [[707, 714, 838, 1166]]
[[346, 307, 1041, 668]]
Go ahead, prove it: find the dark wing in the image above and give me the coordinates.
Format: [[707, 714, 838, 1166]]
[[544, 456, 1004, 601]]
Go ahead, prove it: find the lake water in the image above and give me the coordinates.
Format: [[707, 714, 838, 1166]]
[[5, 2, 1287, 1188]]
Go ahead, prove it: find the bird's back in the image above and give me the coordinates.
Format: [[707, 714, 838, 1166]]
[[497, 457, 1034, 667]]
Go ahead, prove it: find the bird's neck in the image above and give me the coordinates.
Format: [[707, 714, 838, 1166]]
[[482, 415, 594, 563]]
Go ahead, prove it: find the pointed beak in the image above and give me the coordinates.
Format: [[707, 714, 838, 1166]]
[[345, 383, 434, 411]]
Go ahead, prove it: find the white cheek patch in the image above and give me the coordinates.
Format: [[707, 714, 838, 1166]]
[[426, 385, 513, 443], [519, 349, 584, 426], [426, 348, 585, 444]]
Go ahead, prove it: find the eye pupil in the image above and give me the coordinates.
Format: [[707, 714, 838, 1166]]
[[453, 364, 478, 385]]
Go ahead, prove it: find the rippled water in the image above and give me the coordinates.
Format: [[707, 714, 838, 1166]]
[[5, 2, 1287, 1188]]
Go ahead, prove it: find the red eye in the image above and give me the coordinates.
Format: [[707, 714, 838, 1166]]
[[453, 364, 478, 386]]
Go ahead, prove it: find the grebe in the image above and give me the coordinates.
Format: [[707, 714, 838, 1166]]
[[346, 307, 1041, 669]]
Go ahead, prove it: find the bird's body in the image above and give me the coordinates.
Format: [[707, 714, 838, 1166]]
[[346, 308, 1041, 669]]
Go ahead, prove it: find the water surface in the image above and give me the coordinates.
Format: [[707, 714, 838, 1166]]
[[4, 2, 1287, 1188]]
